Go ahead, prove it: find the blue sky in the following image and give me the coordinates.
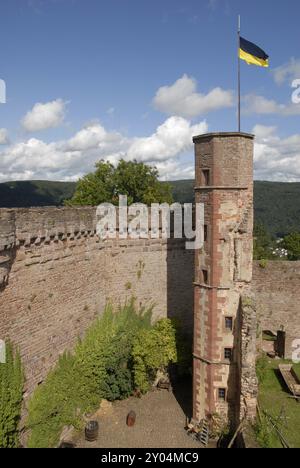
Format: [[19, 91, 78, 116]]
[[1, 0, 300, 182]]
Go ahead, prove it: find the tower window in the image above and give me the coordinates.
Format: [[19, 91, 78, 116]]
[[202, 169, 210, 186], [225, 317, 233, 331], [202, 269, 209, 285], [218, 388, 226, 402], [204, 225, 208, 242], [224, 348, 233, 361]]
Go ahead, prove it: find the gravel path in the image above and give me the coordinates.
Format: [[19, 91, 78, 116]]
[[75, 387, 205, 449]]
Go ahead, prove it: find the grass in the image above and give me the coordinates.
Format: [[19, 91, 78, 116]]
[[258, 358, 300, 448]]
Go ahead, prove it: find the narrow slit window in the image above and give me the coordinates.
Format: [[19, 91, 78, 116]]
[[224, 348, 233, 361], [218, 388, 226, 402], [202, 169, 210, 186], [204, 225, 208, 242], [202, 269, 208, 285], [225, 317, 233, 331]]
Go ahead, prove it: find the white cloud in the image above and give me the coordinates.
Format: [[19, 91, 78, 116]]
[[253, 125, 300, 181], [155, 159, 195, 181], [0, 128, 9, 145], [273, 58, 300, 85], [0, 117, 207, 182], [252, 124, 277, 141], [21, 99, 67, 132], [153, 74, 234, 118], [127, 116, 208, 162], [243, 94, 300, 116]]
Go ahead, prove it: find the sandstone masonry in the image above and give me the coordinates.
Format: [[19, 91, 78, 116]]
[[253, 261, 300, 359], [0, 207, 193, 394], [192, 133, 258, 426]]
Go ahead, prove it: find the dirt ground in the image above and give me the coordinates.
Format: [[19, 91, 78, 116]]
[[73, 384, 208, 449]]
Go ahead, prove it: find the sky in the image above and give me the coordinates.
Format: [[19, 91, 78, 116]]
[[1, 0, 300, 183]]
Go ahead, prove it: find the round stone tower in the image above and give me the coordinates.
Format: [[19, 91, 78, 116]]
[[192, 132, 256, 426]]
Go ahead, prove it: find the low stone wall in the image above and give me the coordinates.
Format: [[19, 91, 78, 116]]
[[253, 261, 300, 359]]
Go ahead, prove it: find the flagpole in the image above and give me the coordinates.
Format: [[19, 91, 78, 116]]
[[238, 15, 241, 132]]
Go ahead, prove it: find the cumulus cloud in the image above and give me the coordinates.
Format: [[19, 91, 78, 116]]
[[0, 117, 207, 182], [153, 75, 234, 118], [127, 116, 207, 162], [21, 99, 67, 132], [273, 58, 300, 85], [0, 128, 9, 145], [253, 125, 300, 181], [243, 94, 300, 116]]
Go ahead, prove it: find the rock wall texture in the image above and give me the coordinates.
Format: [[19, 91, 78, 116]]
[[237, 294, 258, 423], [0, 207, 194, 394], [253, 261, 300, 359]]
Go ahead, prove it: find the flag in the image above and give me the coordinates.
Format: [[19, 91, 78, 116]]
[[239, 36, 269, 68]]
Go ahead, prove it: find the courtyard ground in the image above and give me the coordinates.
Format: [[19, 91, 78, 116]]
[[74, 383, 210, 449], [258, 358, 300, 448]]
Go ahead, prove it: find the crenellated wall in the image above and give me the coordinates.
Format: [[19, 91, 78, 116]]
[[0, 207, 194, 395], [1, 204, 299, 421]]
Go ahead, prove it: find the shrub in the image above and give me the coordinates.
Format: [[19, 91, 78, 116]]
[[27, 352, 85, 448], [259, 259, 268, 269], [27, 300, 153, 448], [132, 319, 177, 393], [0, 341, 24, 448]]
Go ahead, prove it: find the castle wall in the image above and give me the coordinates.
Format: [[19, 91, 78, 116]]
[[1, 208, 299, 411], [0, 208, 194, 395], [253, 261, 300, 359]]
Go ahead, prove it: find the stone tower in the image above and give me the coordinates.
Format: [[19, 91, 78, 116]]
[[192, 132, 256, 426]]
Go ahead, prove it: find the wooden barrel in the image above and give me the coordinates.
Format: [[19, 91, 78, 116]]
[[85, 421, 99, 442], [126, 411, 136, 427]]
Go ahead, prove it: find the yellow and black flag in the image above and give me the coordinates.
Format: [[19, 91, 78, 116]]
[[239, 36, 269, 68]]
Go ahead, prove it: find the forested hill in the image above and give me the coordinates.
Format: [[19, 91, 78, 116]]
[[170, 180, 300, 237], [0, 181, 76, 209], [0, 179, 300, 237]]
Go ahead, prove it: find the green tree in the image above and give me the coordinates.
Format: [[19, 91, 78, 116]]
[[282, 232, 300, 260], [66, 159, 173, 206], [132, 319, 177, 393], [253, 223, 274, 260]]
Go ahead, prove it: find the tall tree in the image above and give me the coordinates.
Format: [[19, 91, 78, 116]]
[[66, 159, 173, 206], [282, 233, 300, 260], [253, 223, 274, 260]]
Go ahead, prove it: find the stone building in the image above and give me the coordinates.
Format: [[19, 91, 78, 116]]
[[192, 133, 257, 426]]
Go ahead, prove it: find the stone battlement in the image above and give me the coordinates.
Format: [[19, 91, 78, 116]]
[[0, 207, 97, 250]]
